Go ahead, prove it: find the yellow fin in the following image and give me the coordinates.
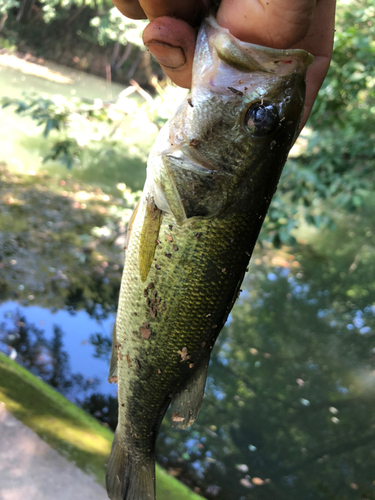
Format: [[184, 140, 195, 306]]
[[139, 198, 162, 283]]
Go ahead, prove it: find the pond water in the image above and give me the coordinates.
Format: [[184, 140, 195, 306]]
[[1, 58, 375, 500], [0, 57, 151, 192], [0, 301, 116, 399]]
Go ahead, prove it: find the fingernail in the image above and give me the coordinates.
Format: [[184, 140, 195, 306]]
[[146, 41, 186, 70]]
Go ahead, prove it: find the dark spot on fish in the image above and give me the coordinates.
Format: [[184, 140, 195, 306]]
[[238, 79, 244, 84], [168, 225, 173, 231], [189, 138, 200, 147], [246, 267, 249, 272], [147, 282, 154, 290], [228, 86, 244, 96], [150, 307, 157, 318], [167, 234, 173, 242], [121, 403, 124, 407], [161, 301, 167, 311], [165, 253, 172, 259], [135, 358, 141, 369], [155, 264, 161, 270], [187, 98, 194, 107], [237, 289, 243, 298], [153, 290, 157, 297], [125, 354, 130, 367], [146, 298, 151, 306], [133, 312, 138, 316], [195, 232, 202, 239], [173, 244, 178, 252], [201, 341, 206, 348], [244, 86, 248, 91], [115, 342, 121, 349], [143, 289, 149, 297], [155, 239, 161, 245]]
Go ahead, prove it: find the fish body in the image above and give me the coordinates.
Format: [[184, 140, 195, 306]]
[[106, 16, 313, 500]]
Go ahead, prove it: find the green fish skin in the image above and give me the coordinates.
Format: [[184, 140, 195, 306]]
[[106, 15, 313, 500]]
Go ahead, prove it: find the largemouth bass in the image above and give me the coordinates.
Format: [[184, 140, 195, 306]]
[[106, 15, 313, 500]]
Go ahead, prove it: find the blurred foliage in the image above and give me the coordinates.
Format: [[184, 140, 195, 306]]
[[266, 0, 375, 244], [90, 7, 146, 48], [0, 0, 154, 82], [0, 0, 18, 16]]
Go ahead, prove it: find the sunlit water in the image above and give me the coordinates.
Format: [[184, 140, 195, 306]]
[[0, 60, 125, 173]]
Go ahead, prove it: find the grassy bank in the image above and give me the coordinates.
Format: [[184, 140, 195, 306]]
[[0, 352, 203, 500]]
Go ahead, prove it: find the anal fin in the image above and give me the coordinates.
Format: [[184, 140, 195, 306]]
[[170, 356, 210, 429]]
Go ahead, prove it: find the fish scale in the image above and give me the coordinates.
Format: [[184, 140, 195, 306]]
[[106, 14, 313, 500]]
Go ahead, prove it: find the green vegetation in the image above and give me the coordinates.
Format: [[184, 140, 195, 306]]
[[0, 351, 203, 499]]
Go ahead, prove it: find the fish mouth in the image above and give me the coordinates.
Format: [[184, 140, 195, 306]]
[[205, 15, 314, 75]]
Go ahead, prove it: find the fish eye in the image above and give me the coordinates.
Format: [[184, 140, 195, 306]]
[[245, 102, 279, 136]]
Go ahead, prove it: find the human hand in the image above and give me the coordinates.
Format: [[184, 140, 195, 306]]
[[111, 0, 336, 130]]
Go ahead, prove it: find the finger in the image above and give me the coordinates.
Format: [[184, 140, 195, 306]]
[[217, 0, 316, 48], [294, 0, 336, 130], [139, 0, 207, 26], [110, 0, 146, 19], [143, 17, 196, 88]]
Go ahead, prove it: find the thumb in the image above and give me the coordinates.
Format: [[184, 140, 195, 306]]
[[217, 0, 316, 48]]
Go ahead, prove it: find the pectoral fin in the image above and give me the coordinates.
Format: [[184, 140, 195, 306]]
[[170, 356, 210, 429], [108, 322, 118, 384], [139, 198, 162, 283]]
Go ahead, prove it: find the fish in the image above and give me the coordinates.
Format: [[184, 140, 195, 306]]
[[106, 15, 313, 500]]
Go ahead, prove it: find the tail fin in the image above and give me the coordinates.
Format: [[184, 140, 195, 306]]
[[106, 428, 155, 500]]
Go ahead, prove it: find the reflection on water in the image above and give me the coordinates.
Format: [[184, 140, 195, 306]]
[[1, 206, 375, 499], [0, 302, 116, 400]]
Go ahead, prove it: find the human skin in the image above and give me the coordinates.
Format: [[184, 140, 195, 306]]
[[111, 0, 336, 131]]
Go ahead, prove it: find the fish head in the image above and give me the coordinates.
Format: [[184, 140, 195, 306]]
[[147, 16, 313, 223]]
